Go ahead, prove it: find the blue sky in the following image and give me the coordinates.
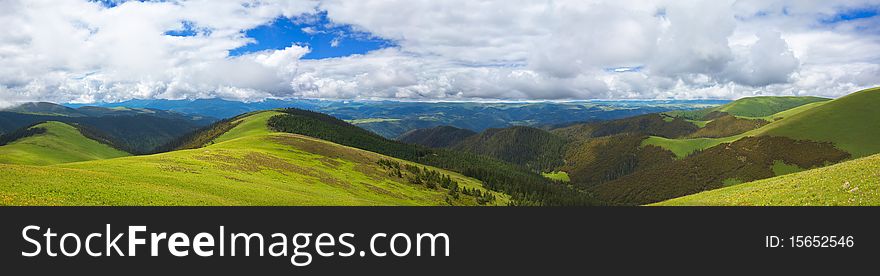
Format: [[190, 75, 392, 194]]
[[228, 12, 395, 59], [2, 0, 880, 105], [820, 6, 879, 24]]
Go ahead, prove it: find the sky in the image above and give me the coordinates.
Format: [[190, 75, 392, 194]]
[[0, 0, 879, 106]]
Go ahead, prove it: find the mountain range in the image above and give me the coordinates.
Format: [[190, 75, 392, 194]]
[[65, 98, 725, 138], [1, 87, 878, 206]]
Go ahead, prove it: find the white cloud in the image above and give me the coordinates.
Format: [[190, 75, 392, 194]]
[[1, 0, 879, 106]]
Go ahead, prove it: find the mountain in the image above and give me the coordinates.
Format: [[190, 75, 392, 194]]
[[0, 102, 215, 154], [591, 136, 850, 205], [157, 108, 593, 205], [451, 126, 567, 172], [757, 87, 880, 158], [398, 126, 476, 148], [709, 96, 830, 118], [655, 152, 880, 206], [67, 98, 310, 119], [544, 114, 699, 186], [259, 108, 593, 206], [0, 121, 130, 165], [3, 102, 214, 123], [2, 102, 87, 117], [668, 96, 829, 120], [76, 106, 216, 125], [0, 111, 507, 206], [582, 88, 880, 205], [70, 98, 726, 138], [552, 113, 699, 140]]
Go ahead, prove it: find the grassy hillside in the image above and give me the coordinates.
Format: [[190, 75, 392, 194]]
[[0, 111, 205, 154], [0, 112, 507, 206], [213, 111, 283, 143], [0, 121, 130, 165], [643, 95, 837, 158], [266, 108, 594, 206], [686, 115, 768, 138], [757, 87, 880, 158], [712, 96, 830, 118], [642, 135, 743, 158], [655, 153, 880, 206]]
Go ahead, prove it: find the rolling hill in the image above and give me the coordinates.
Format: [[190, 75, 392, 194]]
[[1, 102, 87, 117], [644, 88, 879, 159], [0, 121, 130, 165], [655, 152, 880, 206], [667, 96, 829, 120], [0, 111, 508, 206], [0, 102, 214, 154], [398, 126, 476, 148], [710, 96, 830, 118], [263, 108, 593, 205], [582, 88, 880, 205], [757, 87, 880, 158]]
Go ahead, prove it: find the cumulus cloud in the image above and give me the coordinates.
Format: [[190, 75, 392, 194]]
[[0, 0, 879, 105], [724, 30, 800, 86]]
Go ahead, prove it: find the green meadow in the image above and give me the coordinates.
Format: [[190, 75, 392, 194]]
[[541, 171, 571, 182], [642, 90, 875, 159], [0, 112, 507, 206], [0, 121, 129, 165]]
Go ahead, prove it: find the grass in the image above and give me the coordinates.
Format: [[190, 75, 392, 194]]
[[643, 95, 837, 159], [771, 160, 803, 176], [541, 171, 571, 182], [713, 96, 830, 118], [0, 121, 130, 165], [641, 135, 743, 159], [654, 153, 880, 206], [0, 111, 508, 206], [739, 101, 828, 121], [212, 111, 283, 144], [758, 87, 880, 158], [686, 119, 709, 128]]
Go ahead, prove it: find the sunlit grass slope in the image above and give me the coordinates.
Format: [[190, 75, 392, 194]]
[[712, 96, 829, 118], [758, 87, 880, 158], [642, 89, 874, 158], [655, 153, 880, 206], [0, 112, 507, 206], [0, 121, 129, 165]]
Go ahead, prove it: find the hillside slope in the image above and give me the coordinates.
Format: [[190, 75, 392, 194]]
[[0, 110, 206, 154], [712, 96, 830, 118], [667, 96, 829, 120], [0, 112, 507, 206], [0, 121, 130, 165], [643, 91, 870, 159], [266, 108, 593, 205], [655, 153, 880, 206], [757, 87, 880, 157]]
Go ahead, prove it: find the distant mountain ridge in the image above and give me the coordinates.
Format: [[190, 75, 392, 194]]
[[65, 98, 727, 138], [0, 121, 130, 165], [0, 102, 214, 154], [398, 126, 476, 148]]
